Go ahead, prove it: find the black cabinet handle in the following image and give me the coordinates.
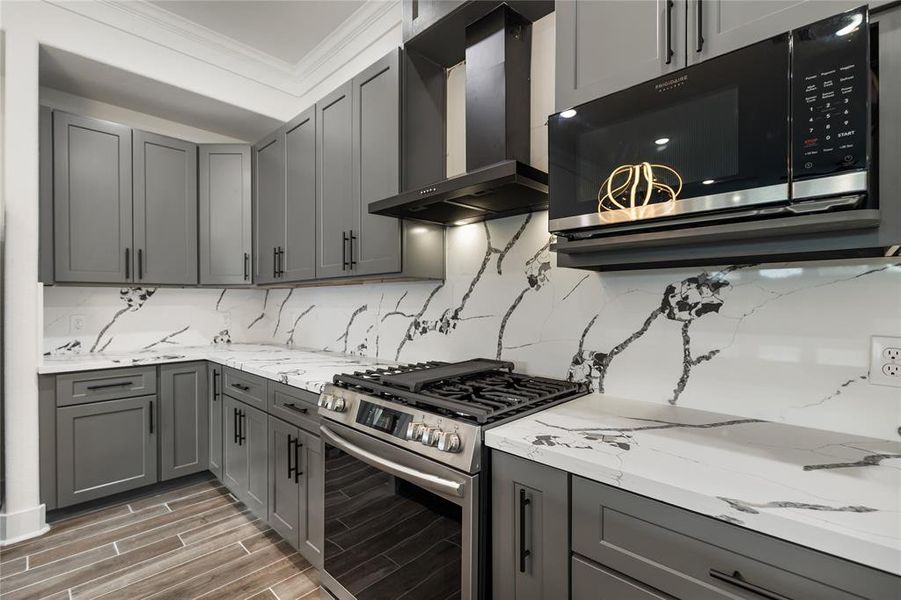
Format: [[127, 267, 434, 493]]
[[233, 407, 240, 444], [86, 381, 134, 391], [282, 402, 309, 415], [125, 248, 131, 279], [665, 0, 674, 64], [342, 231, 349, 271], [272, 247, 278, 278], [212, 370, 220, 399], [294, 438, 303, 483], [287, 434, 296, 480], [149, 400, 154, 434], [243, 252, 249, 281], [518, 488, 531, 573], [239, 411, 247, 445], [277, 246, 285, 277], [709, 569, 792, 600], [695, 0, 704, 52], [231, 383, 251, 392], [349, 231, 357, 268], [137, 248, 144, 280]]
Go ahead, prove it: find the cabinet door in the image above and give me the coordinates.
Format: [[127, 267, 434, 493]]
[[209, 364, 223, 479], [298, 430, 323, 568], [222, 395, 248, 497], [491, 450, 569, 600], [199, 145, 252, 285], [243, 403, 269, 519], [316, 82, 356, 279], [53, 112, 132, 283], [159, 362, 208, 481], [268, 416, 301, 549], [555, 0, 686, 111], [255, 130, 286, 284], [57, 395, 157, 507], [352, 49, 402, 277], [133, 130, 198, 285], [687, 0, 875, 66], [572, 555, 672, 600], [283, 108, 317, 282]]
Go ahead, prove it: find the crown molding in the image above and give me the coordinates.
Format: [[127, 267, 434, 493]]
[[41, 0, 402, 100]]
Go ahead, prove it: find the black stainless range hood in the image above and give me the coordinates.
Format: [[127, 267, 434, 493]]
[[370, 5, 548, 225]]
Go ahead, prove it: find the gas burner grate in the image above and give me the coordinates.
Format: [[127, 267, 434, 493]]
[[334, 360, 588, 424]]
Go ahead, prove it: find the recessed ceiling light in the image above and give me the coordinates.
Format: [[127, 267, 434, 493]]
[[560, 109, 577, 119], [655, 137, 670, 146], [702, 179, 715, 185], [453, 220, 470, 226]]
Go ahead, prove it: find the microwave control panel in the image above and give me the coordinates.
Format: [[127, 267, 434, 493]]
[[792, 8, 870, 180]]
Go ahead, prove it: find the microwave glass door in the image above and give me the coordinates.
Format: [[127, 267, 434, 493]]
[[323, 441, 464, 600], [549, 34, 790, 233]]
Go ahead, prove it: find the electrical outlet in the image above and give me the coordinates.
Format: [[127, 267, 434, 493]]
[[70, 315, 86, 333], [870, 336, 901, 387]]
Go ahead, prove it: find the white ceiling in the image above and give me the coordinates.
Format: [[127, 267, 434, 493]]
[[148, 0, 366, 64]]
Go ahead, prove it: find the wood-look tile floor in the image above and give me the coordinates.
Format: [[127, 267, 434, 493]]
[[0, 478, 320, 600]]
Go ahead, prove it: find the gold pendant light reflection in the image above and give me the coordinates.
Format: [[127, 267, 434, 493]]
[[597, 162, 683, 222]]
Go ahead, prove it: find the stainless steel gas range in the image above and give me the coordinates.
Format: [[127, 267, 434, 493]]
[[316, 359, 588, 600]]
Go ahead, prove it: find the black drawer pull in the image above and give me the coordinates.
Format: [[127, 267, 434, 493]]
[[86, 381, 134, 391], [282, 402, 309, 415], [231, 383, 251, 392], [519, 488, 531, 573], [709, 569, 793, 600]]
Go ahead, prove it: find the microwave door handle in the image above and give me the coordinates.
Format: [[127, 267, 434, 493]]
[[665, 0, 674, 64], [320, 425, 465, 498]]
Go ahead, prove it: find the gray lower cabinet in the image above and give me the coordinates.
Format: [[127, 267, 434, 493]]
[[316, 81, 356, 279], [254, 129, 287, 285], [298, 429, 324, 568], [199, 144, 252, 285], [491, 450, 569, 600], [351, 48, 402, 276], [209, 364, 223, 479], [555, 0, 686, 111], [132, 130, 198, 285], [222, 394, 268, 518], [53, 111, 133, 283], [572, 554, 671, 600], [159, 362, 209, 481], [56, 395, 157, 508], [571, 475, 900, 600], [268, 416, 302, 548]]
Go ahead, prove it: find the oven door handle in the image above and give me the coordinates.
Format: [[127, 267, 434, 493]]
[[320, 425, 465, 498]]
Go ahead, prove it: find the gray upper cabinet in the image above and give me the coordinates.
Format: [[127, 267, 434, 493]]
[[133, 130, 198, 285], [53, 112, 133, 283], [199, 144, 252, 286], [159, 362, 208, 481], [492, 450, 570, 600], [352, 48, 403, 277], [555, 0, 686, 111], [687, 0, 884, 66], [255, 130, 287, 285], [316, 82, 356, 279], [283, 109, 318, 282], [56, 395, 157, 508]]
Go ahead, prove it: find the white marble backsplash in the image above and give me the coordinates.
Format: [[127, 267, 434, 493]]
[[44, 211, 901, 441]]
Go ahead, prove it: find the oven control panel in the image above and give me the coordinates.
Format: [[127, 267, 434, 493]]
[[792, 7, 870, 180]]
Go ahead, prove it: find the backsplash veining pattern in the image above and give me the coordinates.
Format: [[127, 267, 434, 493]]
[[44, 211, 901, 440]]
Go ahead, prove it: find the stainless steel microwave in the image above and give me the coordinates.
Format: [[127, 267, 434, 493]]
[[548, 7, 875, 237]]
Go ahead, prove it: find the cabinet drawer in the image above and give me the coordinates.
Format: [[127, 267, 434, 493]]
[[268, 382, 319, 434], [571, 476, 899, 600], [222, 367, 267, 410], [56, 367, 157, 406], [572, 554, 672, 600]]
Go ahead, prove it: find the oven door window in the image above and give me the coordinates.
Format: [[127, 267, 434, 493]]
[[549, 33, 790, 231], [323, 443, 462, 599]]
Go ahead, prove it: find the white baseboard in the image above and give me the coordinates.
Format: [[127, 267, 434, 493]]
[[0, 503, 49, 545]]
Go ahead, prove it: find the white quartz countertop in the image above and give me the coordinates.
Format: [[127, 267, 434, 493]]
[[485, 394, 901, 576], [39, 343, 395, 394]]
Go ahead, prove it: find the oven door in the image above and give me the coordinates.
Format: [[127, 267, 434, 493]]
[[320, 422, 478, 600], [549, 33, 790, 234]]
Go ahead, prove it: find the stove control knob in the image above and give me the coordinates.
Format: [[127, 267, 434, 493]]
[[421, 427, 441, 446], [331, 397, 346, 412], [317, 394, 332, 408], [406, 422, 425, 441], [437, 431, 462, 453]]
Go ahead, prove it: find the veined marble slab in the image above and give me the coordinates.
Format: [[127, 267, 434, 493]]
[[39, 343, 395, 394], [485, 394, 901, 576]]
